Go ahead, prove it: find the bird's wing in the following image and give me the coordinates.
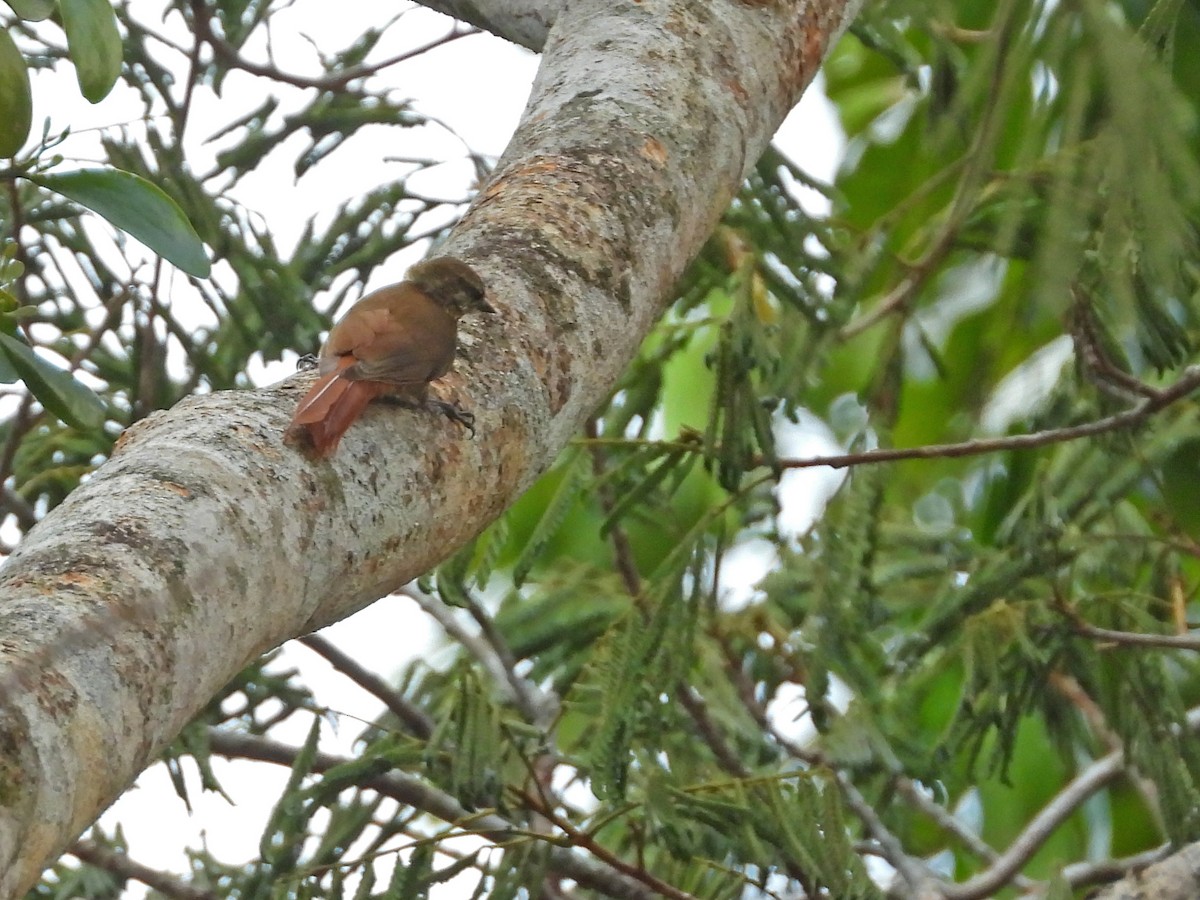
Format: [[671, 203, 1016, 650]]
[[338, 305, 457, 385]]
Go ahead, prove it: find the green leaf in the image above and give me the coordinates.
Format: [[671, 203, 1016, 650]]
[[0, 27, 32, 157], [34, 168, 211, 276], [0, 335, 17, 382], [58, 0, 122, 102], [0, 332, 106, 429], [512, 451, 588, 587], [4, 0, 56, 19], [1160, 438, 1200, 538]]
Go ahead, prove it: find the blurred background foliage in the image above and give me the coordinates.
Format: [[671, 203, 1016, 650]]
[[8, 0, 1200, 896]]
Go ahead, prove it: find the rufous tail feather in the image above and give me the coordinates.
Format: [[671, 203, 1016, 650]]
[[289, 358, 378, 457]]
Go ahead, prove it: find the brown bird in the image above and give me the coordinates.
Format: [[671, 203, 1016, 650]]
[[288, 257, 494, 457]]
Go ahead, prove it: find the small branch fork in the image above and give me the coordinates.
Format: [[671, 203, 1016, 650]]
[[187, 0, 479, 92]]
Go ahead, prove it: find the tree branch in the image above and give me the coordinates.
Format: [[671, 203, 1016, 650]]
[[190, 1, 478, 92], [412, 0, 558, 51], [69, 840, 217, 900], [1088, 841, 1200, 900], [297, 634, 435, 739], [208, 728, 660, 900], [580, 363, 1200, 474], [946, 706, 1200, 899], [0, 1, 863, 889]]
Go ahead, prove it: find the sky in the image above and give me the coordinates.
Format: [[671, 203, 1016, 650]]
[[16, 0, 850, 891]]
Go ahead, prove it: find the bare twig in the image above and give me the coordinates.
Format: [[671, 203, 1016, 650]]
[[579, 364, 1200, 475], [1069, 291, 1161, 401], [1068, 621, 1200, 651], [298, 633, 434, 739], [400, 588, 552, 723], [1049, 671, 1162, 830], [676, 685, 750, 778], [584, 417, 644, 596], [459, 591, 555, 727], [190, 0, 477, 92], [520, 791, 700, 900], [891, 778, 1036, 892], [944, 753, 1124, 899]]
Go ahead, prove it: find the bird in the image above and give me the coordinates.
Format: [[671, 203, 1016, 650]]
[[287, 257, 494, 457]]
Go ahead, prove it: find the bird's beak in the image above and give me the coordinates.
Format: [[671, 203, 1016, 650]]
[[479, 295, 497, 315]]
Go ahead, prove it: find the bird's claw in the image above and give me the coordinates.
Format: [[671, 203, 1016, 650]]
[[428, 399, 476, 438], [296, 353, 319, 371]]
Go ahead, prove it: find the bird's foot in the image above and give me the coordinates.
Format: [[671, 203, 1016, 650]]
[[296, 353, 319, 371], [428, 399, 476, 437]]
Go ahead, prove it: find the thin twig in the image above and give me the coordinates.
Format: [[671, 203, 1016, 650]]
[[676, 685, 749, 778], [584, 417, 643, 596], [1069, 291, 1161, 401], [1069, 621, 1200, 651], [298, 633, 434, 739], [520, 791, 700, 900], [585, 420, 751, 781], [1048, 671, 1162, 831], [943, 755, 1124, 899], [767, 726, 940, 894], [891, 777, 1036, 891], [459, 591, 555, 727], [578, 364, 1200, 474], [191, 0, 476, 92], [400, 588, 552, 722]]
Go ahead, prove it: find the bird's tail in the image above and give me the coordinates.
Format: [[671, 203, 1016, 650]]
[[289, 358, 375, 457]]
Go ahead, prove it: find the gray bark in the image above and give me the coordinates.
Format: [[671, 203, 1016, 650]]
[[419, 0, 558, 50], [1090, 842, 1200, 900], [0, 0, 861, 892]]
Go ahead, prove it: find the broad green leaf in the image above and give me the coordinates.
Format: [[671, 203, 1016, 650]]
[[0, 27, 32, 157], [5, 0, 55, 19], [59, 0, 122, 102], [1161, 439, 1200, 538], [35, 168, 211, 276], [4, 0, 55, 18], [0, 332, 106, 429], [0, 333, 17, 382]]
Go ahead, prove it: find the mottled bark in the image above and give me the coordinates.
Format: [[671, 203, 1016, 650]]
[[0, 0, 861, 892], [1091, 842, 1200, 900], [418, 0, 557, 50]]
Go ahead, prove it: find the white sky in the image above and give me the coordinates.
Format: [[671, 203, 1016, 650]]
[[18, 0, 849, 891]]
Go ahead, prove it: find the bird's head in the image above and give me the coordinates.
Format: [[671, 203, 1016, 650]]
[[406, 257, 495, 318]]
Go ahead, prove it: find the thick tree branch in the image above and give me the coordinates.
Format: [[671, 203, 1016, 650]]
[[0, 0, 861, 891], [414, 0, 557, 51]]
